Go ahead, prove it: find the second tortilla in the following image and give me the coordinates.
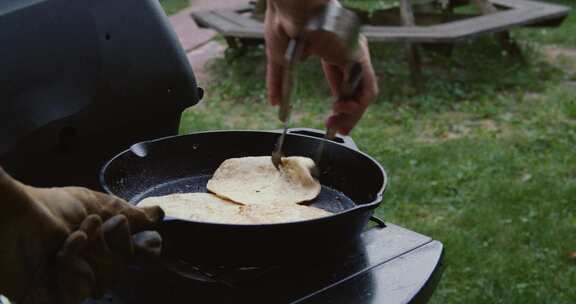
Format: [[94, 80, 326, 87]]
[[138, 193, 250, 224], [207, 156, 321, 206], [138, 192, 331, 224]]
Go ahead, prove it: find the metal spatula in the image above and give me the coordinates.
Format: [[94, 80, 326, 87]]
[[271, 38, 304, 170], [311, 61, 364, 178]]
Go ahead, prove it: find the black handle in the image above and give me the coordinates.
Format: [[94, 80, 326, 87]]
[[369, 215, 387, 228], [285, 128, 359, 150]]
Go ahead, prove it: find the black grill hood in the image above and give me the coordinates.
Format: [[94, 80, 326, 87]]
[[0, 0, 203, 189]]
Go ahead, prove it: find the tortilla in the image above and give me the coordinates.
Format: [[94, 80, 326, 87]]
[[138, 193, 250, 224], [138, 192, 332, 224], [242, 204, 332, 224], [207, 156, 321, 206]]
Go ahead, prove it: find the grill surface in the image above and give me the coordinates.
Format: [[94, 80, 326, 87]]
[[82, 224, 445, 304]]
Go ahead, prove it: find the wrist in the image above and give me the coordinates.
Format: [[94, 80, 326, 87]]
[[0, 168, 28, 224]]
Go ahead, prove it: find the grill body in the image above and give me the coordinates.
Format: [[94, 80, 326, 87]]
[[0, 0, 201, 189]]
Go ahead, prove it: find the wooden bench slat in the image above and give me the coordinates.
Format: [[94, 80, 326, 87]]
[[223, 28, 265, 39], [214, 10, 264, 29], [192, 11, 235, 33], [434, 5, 569, 39], [191, 0, 570, 43], [363, 26, 451, 43]]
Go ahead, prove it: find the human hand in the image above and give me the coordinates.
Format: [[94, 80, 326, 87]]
[[0, 167, 163, 303], [265, 0, 378, 135]]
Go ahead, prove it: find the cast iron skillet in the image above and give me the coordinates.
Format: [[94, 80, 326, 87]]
[[100, 128, 387, 267]]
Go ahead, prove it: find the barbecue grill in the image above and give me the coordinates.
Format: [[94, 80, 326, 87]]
[[0, 0, 444, 303]]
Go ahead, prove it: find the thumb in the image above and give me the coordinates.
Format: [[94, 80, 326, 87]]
[[321, 60, 346, 98], [102, 214, 134, 259], [132, 231, 163, 258], [110, 198, 165, 233], [80, 190, 165, 233]]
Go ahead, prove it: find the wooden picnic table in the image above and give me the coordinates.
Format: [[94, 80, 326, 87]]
[[191, 0, 570, 88]]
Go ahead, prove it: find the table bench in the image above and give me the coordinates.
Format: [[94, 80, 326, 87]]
[[191, 0, 570, 88]]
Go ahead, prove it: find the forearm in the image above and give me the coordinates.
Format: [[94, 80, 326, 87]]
[[0, 168, 25, 230], [0, 168, 56, 300]]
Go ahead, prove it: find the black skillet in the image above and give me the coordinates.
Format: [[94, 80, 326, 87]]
[[100, 128, 387, 267]]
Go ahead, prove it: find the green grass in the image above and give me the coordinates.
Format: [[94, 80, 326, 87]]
[[159, 0, 189, 15], [343, 0, 576, 47], [516, 0, 576, 48], [178, 4, 576, 303], [343, 0, 398, 11]]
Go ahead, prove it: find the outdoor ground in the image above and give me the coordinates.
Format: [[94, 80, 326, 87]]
[[164, 0, 576, 303]]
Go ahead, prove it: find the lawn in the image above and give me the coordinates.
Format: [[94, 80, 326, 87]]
[[178, 1, 576, 303]]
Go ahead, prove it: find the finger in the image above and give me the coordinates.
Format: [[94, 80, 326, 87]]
[[103, 215, 134, 259], [321, 60, 345, 97], [356, 38, 379, 105], [124, 205, 165, 233], [326, 98, 368, 135], [326, 112, 361, 135], [58, 231, 88, 260], [79, 215, 121, 297], [333, 100, 361, 115], [79, 214, 113, 260], [357, 65, 378, 106], [266, 61, 284, 106], [264, 9, 290, 107], [81, 190, 164, 233], [132, 231, 163, 258], [57, 259, 96, 304], [79, 214, 104, 241], [57, 244, 97, 304], [306, 31, 349, 65]]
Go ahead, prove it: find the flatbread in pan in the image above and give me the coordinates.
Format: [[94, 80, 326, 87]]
[[138, 193, 250, 224], [138, 192, 331, 224], [207, 156, 321, 206], [243, 204, 332, 224]]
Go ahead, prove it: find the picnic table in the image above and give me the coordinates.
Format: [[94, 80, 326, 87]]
[[191, 0, 570, 88]]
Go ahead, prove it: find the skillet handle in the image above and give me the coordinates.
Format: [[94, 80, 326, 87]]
[[369, 215, 387, 228], [286, 128, 359, 151]]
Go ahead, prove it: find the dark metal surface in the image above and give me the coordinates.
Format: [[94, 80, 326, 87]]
[[100, 129, 387, 266], [0, 0, 201, 189], [296, 241, 444, 304], [83, 224, 444, 304]]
